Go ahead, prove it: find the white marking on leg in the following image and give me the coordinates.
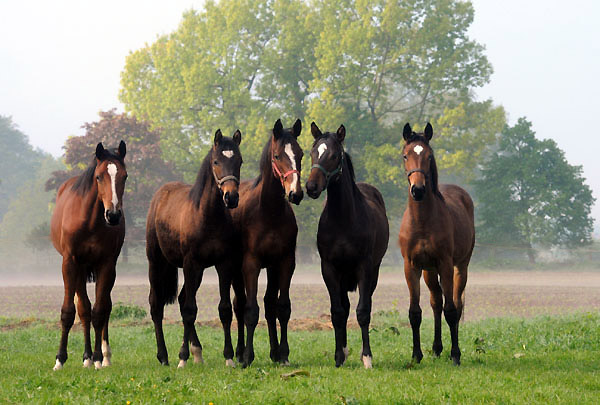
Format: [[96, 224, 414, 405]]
[[317, 143, 328, 159], [413, 145, 424, 155], [284, 143, 298, 191], [83, 358, 92, 368], [362, 355, 372, 369], [102, 340, 112, 367], [225, 359, 235, 368], [177, 359, 186, 369], [107, 163, 118, 208], [280, 360, 290, 366], [222, 150, 234, 158], [191, 344, 203, 364], [53, 359, 63, 371], [343, 346, 349, 362], [94, 361, 102, 370]]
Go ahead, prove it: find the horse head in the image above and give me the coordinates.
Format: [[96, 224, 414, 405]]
[[306, 122, 346, 199], [95, 141, 127, 226], [270, 118, 304, 205], [211, 129, 243, 208], [402, 122, 441, 202]]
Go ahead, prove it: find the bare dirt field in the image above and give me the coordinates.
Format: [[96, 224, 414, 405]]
[[1, 270, 599, 329]]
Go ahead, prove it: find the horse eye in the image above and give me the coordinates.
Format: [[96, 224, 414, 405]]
[[403, 155, 407, 160], [96, 175, 101, 181], [213, 160, 219, 166], [274, 154, 280, 160]]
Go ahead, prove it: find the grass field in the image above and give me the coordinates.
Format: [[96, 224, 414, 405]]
[[1, 311, 599, 404]]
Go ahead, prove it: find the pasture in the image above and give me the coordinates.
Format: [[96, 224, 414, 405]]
[[1, 270, 599, 403]]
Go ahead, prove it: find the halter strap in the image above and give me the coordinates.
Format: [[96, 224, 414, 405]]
[[271, 145, 299, 187], [213, 170, 239, 188], [406, 168, 427, 181], [311, 150, 344, 188]]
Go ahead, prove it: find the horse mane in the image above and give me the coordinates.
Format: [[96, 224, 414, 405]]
[[251, 137, 273, 189], [71, 148, 124, 195], [343, 151, 356, 182], [405, 134, 444, 201]]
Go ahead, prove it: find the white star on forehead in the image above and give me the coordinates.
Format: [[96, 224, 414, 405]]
[[222, 150, 234, 158], [414, 145, 424, 155], [317, 143, 328, 159]]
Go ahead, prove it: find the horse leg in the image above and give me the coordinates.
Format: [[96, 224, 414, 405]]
[[232, 270, 246, 363], [404, 261, 423, 363], [75, 272, 93, 368], [264, 267, 280, 363], [54, 257, 77, 370], [178, 261, 203, 368], [91, 264, 116, 369], [440, 260, 460, 365], [424, 270, 443, 357], [356, 262, 374, 369], [242, 255, 260, 368], [275, 254, 295, 365], [454, 264, 468, 322], [340, 290, 350, 363], [322, 261, 346, 367], [148, 256, 174, 366], [216, 263, 235, 367]]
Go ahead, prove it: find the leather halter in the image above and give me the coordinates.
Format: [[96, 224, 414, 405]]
[[212, 169, 239, 190], [311, 148, 344, 188], [406, 168, 427, 180], [271, 144, 299, 187]]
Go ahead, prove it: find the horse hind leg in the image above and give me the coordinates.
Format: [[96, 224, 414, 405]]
[[356, 263, 375, 369], [75, 273, 93, 368], [453, 264, 468, 322], [148, 254, 177, 366], [275, 254, 296, 366], [440, 260, 461, 365], [423, 270, 443, 357], [54, 258, 77, 370]]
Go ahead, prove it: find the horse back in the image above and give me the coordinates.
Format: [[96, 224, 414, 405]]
[[440, 184, 475, 263]]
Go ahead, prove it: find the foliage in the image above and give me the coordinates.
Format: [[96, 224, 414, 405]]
[[474, 118, 595, 257], [111, 303, 147, 320], [0, 116, 46, 222], [45, 110, 181, 242], [0, 313, 599, 403], [24, 222, 52, 252]]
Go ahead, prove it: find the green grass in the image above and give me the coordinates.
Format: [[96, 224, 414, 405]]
[[1, 313, 599, 404]]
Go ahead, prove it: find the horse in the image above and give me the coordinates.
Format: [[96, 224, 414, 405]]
[[398, 123, 475, 365], [146, 129, 245, 368], [50, 141, 127, 371], [305, 122, 389, 368], [229, 118, 303, 367]]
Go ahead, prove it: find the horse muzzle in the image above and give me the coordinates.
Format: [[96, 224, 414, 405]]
[[288, 190, 303, 205], [410, 185, 426, 202], [224, 190, 239, 209], [105, 209, 122, 226], [305, 180, 322, 199]]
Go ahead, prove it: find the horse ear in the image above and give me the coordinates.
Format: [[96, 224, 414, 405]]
[[310, 122, 322, 139], [273, 119, 283, 139], [118, 140, 126, 158], [95, 143, 105, 160], [292, 118, 302, 138], [214, 129, 223, 146], [336, 125, 346, 143], [403, 123, 412, 141], [233, 129, 242, 145], [424, 123, 433, 141]]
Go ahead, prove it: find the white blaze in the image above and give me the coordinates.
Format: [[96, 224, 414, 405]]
[[284, 143, 298, 191], [414, 145, 424, 155], [222, 150, 234, 158], [317, 143, 328, 159], [107, 163, 118, 208]]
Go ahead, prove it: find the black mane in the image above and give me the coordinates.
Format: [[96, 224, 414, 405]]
[[343, 151, 356, 182], [71, 148, 124, 195], [405, 134, 444, 201]]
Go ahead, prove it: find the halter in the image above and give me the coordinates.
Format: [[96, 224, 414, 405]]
[[406, 168, 428, 184], [212, 169, 239, 190], [311, 149, 344, 188], [271, 144, 299, 187]]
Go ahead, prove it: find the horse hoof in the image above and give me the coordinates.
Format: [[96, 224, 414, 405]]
[[53, 360, 63, 371], [83, 359, 92, 368], [102, 357, 111, 368], [452, 357, 461, 366], [280, 360, 290, 367], [191, 345, 203, 364], [225, 359, 235, 368], [362, 355, 373, 369], [177, 360, 186, 369], [94, 361, 102, 370]]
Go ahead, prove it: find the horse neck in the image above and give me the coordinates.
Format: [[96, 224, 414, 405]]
[[81, 182, 106, 229], [258, 155, 288, 212], [325, 162, 360, 219], [406, 186, 443, 226], [195, 174, 227, 219]]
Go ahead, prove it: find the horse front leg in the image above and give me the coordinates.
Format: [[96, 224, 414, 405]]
[[264, 267, 280, 363], [54, 257, 78, 370], [242, 255, 260, 368], [440, 259, 460, 365], [275, 253, 295, 365], [91, 264, 116, 369], [356, 261, 375, 369], [424, 270, 443, 357], [215, 263, 235, 367], [404, 260, 423, 363], [232, 270, 246, 364], [178, 260, 204, 368], [75, 271, 93, 368], [322, 261, 346, 367]]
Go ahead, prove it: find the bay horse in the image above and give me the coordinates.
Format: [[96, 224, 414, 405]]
[[146, 129, 245, 368], [306, 122, 389, 368], [230, 118, 303, 367], [50, 141, 127, 370], [398, 123, 475, 365]]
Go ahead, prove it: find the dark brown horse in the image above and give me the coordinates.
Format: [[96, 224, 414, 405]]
[[230, 118, 303, 367], [398, 123, 475, 365], [306, 123, 389, 368], [50, 141, 127, 370], [146, 130, 245, 368]]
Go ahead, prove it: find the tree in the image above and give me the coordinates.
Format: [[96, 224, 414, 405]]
[[474, 118, 595, 263], [46, 110, 181, 244]]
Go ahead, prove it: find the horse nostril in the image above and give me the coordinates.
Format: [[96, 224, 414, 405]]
[[411, 185, 425, 201]]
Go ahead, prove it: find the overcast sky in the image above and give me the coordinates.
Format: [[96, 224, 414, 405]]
[[1, 0, 598, 225]]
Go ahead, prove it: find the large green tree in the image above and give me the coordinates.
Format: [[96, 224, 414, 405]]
[[474, 118, 595, 263]]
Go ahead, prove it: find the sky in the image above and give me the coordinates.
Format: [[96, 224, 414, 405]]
[[1, 0, 599, 225]]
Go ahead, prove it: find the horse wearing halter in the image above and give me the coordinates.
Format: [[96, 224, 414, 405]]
[[311, 149, 344, 188], [271, 144, 299, 187]]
